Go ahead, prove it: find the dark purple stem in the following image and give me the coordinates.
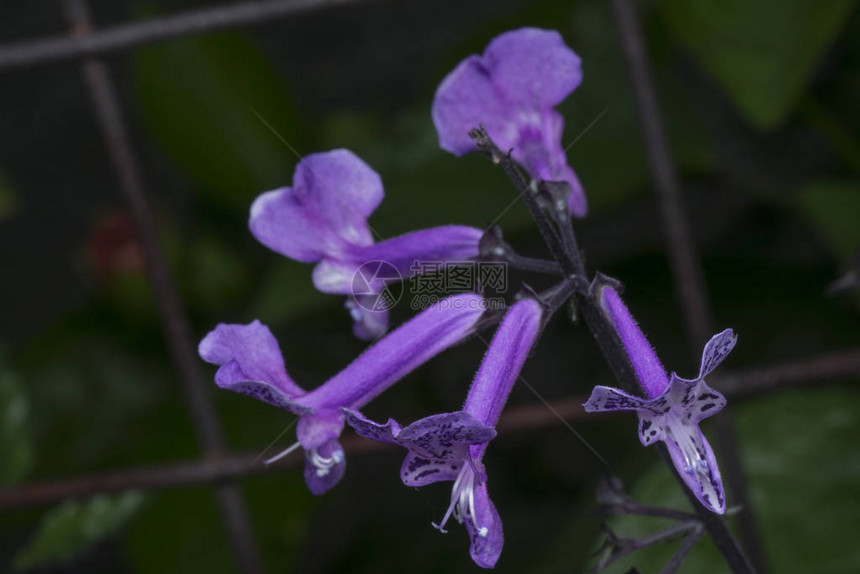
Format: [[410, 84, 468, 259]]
[[608, 0, 761, 572], [62, 1, 264, 572]]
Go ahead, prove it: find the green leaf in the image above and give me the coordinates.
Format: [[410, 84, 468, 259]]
[[661, 0, 855, 129], [800, 180, 860, 260], [13, 492, 145, 571], [0, 169, 19, 220], [0, 358, 33, 485], [591, 388, 860, 573], [133, 32, 306, 211]]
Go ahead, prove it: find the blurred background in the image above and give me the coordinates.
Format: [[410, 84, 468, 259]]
[[1, 0, 859, 572]]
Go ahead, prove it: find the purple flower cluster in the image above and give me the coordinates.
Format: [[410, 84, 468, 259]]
[[200, 27, 738, 569]]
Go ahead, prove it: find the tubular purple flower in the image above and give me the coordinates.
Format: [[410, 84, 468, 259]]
[[583, 285, 735, 513], [432, 28, 587, 217], [199, 293, 487, 495], [249, 149, 483, 339], [343, 298, 543, 568]]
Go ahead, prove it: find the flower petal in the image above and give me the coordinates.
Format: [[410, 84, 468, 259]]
[[341, 408, 403, 445], [637, 412, 665, 446], [684, 381, 727, 425], [583, 385, 647, 412], [665, 431, 725, 514], [199, 321, 309, 413], [401, 452, 462, 487], [397, 411, 497, 461], [249, 149, 382, 262], [696, 329, 738, 380], [483, 28, 582, 109], [432, 55, 515, 155], [347, 299, 389, 341], [466, 481, 504, 569], [303, 438, 347, 496]]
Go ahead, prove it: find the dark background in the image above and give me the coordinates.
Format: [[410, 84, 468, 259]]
[[1, 0, 859, 572]]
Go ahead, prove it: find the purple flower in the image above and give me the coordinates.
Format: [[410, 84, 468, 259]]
[[432, 28, 587, 217], [199, 293, 487, 495], [583, 286, 735, 513], [250, 149, 483, 339], [343, 298, 543, 568]]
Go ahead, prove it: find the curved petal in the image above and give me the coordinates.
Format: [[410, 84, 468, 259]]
[[303, 438, 347, 495], [401, 452, 462, 487], [341, 408, 403, 445], [665, 430, 725, 514], [559, 164, 588, 218], [199, 321, 308, 412], [696, 329, 738, 380], [249, 149, 382, 262], [583, 385, 647, 412], [466, 482, 504, 569], [484, 28, 582, 108], [432, 55, 515, 155], [398, 411, 497, 460]]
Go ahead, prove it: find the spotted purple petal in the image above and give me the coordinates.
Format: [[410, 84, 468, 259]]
[[341, 408, 403, 446], [397, 412, 497, 461], [637, 412, 665, 446], [695, 329, 737, 381], [665, 429, 725, 514], [583, 385, 647, 412], [401, 452, 463, 487]]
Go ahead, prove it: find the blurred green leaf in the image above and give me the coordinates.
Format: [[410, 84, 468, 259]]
[[249, 259, 327, 323], [661, 0, 855, 129], [183, 234, 251, 313], [0, 169, 19, 220], [0, 358, 32, 486], [800, 180, 860, 259], [589, 388, 860, 573], [13, 492, 145, 572], [134, 31, 306, 211]]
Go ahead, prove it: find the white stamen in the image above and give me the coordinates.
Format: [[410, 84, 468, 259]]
[[430, 464, 488, 538], [263, 441, 302, 465], [310, 448, 344, 477]]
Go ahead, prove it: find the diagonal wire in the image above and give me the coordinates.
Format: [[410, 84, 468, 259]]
[[471, 332, 612, 470], [252, 416, 300, 465]]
